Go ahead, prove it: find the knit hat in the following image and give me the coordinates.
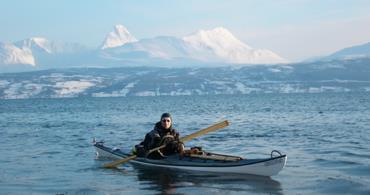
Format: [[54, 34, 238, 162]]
[[161, 113, 172, 120]]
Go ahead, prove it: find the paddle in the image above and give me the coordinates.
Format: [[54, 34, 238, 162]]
[[103, 120, 229, 168]]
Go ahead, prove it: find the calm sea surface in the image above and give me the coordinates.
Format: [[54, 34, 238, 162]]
[[1, 93, 369, 194]]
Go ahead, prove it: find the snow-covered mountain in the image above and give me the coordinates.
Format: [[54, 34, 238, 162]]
[[15, 37, 87, 54], [101, 36, 189, 60], [101, 24, 137, 49], [101, 26, 287, 64], [1, 24, 287, 72], [327, 42, 370, 60], [0, 37, 90, 71], [0, 42, 35, 65], [15, 37, 53, 53], [183, 27, 286, 64]]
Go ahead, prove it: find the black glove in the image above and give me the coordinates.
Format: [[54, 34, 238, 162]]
[[174, 132, 180, 141]]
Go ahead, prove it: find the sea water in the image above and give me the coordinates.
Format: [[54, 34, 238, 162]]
[[0, 93, 369, 194]]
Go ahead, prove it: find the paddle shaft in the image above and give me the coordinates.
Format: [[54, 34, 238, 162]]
[[180, 120, 229, 142], [103, 120, 229, 168]]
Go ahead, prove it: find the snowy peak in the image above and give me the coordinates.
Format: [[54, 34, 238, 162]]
[[16, 37, 53, 53], [183, 27, 252, 51], [1, 37, 87, 67], [0, 42, 35, 65], [15, 37, 87, 54], [183, 27, 286, 64], [101, 24, 137, 49]]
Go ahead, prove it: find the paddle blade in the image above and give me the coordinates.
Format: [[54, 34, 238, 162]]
[[103, 144, 166, 168], [180, 120, 229, 142], [103, 155, 137, 168]]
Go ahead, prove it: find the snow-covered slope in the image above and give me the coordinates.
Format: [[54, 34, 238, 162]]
[[183, 27, 286, 64], [102, 26, 287, 65], [15, 37, 87, 54], [1, 58, 370, 99], [0, 42, 35, 65], [15, 37, 53, 53], [102, 36, 190, 59], [101, 25, 137, 49]]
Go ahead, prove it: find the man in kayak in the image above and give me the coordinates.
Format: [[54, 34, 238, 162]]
[[134, 113, 184, 159]]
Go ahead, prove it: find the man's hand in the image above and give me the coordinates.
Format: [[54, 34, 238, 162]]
[[174, 132, 180, 140]]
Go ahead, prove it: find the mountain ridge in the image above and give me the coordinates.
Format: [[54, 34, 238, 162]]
[[2, 25, 370, 73], [0, 25, 287, 72], [327, 42, 370, 60]]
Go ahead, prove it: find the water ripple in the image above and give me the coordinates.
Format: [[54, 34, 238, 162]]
[[0, 93, 369, 194]]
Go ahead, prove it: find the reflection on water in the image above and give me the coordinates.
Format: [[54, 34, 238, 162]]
[[132, 165, 282, 194]]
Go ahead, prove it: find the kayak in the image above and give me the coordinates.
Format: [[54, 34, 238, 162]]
[[94, 141, 287, 177]]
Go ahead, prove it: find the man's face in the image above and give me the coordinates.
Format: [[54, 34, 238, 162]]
[[161, 117, 172, 129]]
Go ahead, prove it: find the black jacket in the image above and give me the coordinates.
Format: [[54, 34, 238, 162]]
[[141, 122, 178, 150]]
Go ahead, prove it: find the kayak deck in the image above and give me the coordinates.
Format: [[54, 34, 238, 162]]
[[187, 152, 242, 161], [94, 142, 287, 176]]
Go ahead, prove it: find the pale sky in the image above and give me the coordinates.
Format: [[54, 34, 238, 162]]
[[1, 0, 370, 61]]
